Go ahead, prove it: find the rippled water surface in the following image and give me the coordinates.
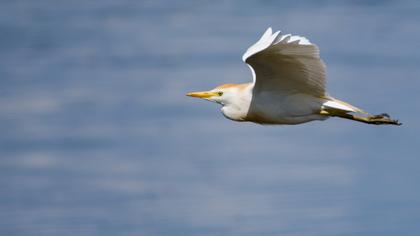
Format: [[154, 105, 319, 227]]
[[1, 1, 420, 235]]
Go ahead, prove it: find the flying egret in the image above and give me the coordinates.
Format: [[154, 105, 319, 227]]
[[187, 28, 401, 125]]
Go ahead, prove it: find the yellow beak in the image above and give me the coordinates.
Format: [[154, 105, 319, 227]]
[[186, 91, 218, 99]]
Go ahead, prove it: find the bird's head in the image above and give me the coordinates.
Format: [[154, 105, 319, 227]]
[[186, 84, 240, 105]]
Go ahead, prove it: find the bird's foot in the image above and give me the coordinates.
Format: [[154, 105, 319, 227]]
[[371, 113, 389, 118], [368, 113, 401, 125]]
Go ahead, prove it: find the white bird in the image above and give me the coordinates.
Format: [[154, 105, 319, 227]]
[[187, 28, 400, 125]]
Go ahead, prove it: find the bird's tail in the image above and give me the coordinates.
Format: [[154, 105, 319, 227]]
[[320, 97, 401, 125]]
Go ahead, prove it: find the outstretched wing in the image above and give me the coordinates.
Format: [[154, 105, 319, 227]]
[[243, 28, 326, 97]]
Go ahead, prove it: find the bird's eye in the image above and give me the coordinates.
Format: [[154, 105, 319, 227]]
[[218, 91, 223, 96]]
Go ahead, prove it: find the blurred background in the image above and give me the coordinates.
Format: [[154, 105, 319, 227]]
[[1, 0, 420, 235]]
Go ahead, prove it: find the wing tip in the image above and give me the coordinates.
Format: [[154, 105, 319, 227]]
[[242, 27, 314, 61], [242, 26, 275, 62]]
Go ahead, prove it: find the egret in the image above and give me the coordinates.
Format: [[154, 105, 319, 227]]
[[187, 28, 400, 126]]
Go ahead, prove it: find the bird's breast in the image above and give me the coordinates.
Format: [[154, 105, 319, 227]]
[[221, 105, 249, 122], [244, 92, 326, 124]]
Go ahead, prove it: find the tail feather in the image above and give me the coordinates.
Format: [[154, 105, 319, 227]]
[[322, 97, 366, 114]]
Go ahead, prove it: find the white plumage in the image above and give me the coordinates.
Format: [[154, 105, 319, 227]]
[[244, 27, 325, 97], [187, 28, 400, 126]]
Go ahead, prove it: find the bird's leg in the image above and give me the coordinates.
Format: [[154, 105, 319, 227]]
[[320, 110, 401, 125]]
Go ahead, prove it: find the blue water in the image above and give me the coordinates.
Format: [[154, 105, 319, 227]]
[[1, 1, 420, 235]]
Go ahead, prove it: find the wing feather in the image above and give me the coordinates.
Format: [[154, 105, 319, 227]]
[[243, 28, 326, 97]]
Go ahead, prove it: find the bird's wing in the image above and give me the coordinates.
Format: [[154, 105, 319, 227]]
[[243, 28, 326, 97]]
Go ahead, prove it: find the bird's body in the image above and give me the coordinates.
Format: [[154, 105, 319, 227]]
[[216, 82, 326, 124], [187, 28, 400, 126]]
